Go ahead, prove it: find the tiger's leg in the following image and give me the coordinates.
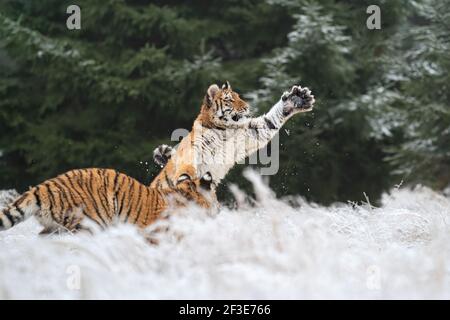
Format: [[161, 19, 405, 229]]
[[35, 211, 66, 235], [239, 85, 315, 159], [252, 85, 315, 131], [153, 144, 175, 168], [36, 204, 85, 235]]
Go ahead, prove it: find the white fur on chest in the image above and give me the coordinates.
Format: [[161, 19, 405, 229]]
[[192, 127, 247, 184]]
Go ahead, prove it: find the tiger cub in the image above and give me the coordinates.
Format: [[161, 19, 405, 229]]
[[151, 82, 315, 196], [0, 167, 212, 234]]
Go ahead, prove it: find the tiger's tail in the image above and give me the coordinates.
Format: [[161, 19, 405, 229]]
[[0, 189, 39, 231]]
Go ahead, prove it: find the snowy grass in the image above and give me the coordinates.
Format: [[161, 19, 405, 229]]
[[1, 171, 450, 299]]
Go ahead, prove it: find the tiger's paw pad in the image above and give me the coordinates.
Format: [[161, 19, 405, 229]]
[[281, 85, 315, 115], [153, 144, 174, 168]]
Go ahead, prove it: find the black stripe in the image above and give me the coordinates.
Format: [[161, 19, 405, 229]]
[[144, 187, 151, 223], [264, 117, 277, 130], [76, 170, 105, 227], [249, 127, 260, 140], [102, 171, 112, 214], [34, 188, 42, 208], [63, 211, 70, 227], [61, 173, 89, 225], [55, 177, 78, 207], [125, 180, 141, 222], [46, 182, 62, 224], [142, 189, 151, 226], [88, 170, 108, 226], [113, 171, 120, 190], [44, 183, 55, 215], [151, 191, 161, 219], [52, 180, 68, 215], [3, 209, 14, 224], [54, 179, 80, 230], [113, 171, 120, 215], [131, 185, 144, 224], [97, 170, 111, 217], [63, 173, 83, 207], [164, 171, 174, 188], [124, 180, 138, 223], [117, 175, 128, 215], [15, 194, 26, 206], [14, 204, 26, 217], [73, 173, 93, 206]]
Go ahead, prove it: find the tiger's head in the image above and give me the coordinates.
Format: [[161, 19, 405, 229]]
[[200, 81, 250, 128], [176, 171, 213, 192], [174, 169, 213, 208], [174, 164, 213, 191]]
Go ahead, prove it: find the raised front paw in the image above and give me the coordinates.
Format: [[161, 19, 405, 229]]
[[153, 144, 174, 168], [281, 85, 315, 116]]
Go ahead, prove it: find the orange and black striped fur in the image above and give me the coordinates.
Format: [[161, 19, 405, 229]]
[[0, 167, 212, 234]]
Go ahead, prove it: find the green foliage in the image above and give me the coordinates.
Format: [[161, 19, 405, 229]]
[[244, 1, 401, 203], [342, 0, 450, 189], [0, 0, 291, 191]]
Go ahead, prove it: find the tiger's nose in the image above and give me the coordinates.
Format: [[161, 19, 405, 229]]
[[232, 114, 241, 121]]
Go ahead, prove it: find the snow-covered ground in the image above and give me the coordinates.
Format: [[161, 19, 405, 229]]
[[1, 171, 450, 299]]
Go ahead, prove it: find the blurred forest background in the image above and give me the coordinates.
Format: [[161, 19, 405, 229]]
[[0, 0, 449, 205]]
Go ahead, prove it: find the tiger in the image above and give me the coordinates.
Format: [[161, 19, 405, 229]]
[[0, 166, 213, 234], [150, 82, 315, 200]]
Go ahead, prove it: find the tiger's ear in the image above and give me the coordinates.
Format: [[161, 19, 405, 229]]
[[206, 84, 220, 107], [199, 172, 213, 190], [222, 81, 231, 91]]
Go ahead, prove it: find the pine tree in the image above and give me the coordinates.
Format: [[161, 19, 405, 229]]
[[242, 0, 405, 203], [345, 0, 450, 189], [1, 0, 445, 204], [0, 0, 291, 191]]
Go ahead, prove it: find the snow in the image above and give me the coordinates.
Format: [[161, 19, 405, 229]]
[[1, 171, 450, 299]]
